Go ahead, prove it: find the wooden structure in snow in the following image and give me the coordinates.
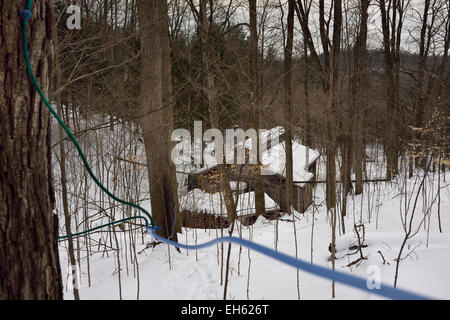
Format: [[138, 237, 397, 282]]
[[186, 154, 318, 213], [182, 128, 320, 227]]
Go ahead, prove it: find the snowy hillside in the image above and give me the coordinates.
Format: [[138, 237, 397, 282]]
[[56, 133, 450, 299]]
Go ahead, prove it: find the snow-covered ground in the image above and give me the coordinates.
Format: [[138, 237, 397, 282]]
[[53, 117, 449, 300], [59, 165, 450, 300]]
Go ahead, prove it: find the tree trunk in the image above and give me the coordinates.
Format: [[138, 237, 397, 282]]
[[159, 0, 182, 235], [303, 40, 311, 147], [295, 0, 340, 216], [414, 0, 431, 169], [353, 0, 370, 195], [325, 0, 341, 213], [55, 39, 80, 301], [138, 0, 180, 239], [0, 1, 63, 299], [380, 0, 405, 179], [198, 0, 236, 223], [284, 0, 295, 215], [329, 0, 342, 298], [249, 0, 266, 217]]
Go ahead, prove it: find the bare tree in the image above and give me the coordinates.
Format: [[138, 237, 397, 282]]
[[353, 0, 370, 195], [250, 0, 266, 218], [295, 0, 342, 298], [379, 0, 410, 179]]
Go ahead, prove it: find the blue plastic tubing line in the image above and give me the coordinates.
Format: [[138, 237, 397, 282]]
[[147, 227, 429, 300]]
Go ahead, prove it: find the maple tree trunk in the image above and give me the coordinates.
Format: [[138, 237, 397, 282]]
[[138, 0, 181, 239], [0, 1, 63, 299]]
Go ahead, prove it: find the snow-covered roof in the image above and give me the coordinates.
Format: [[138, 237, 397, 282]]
[[261, 140, 320, 186], [180, 189, 278, 216], [189, 127, 285, 173], [180, 127, 319, 182]]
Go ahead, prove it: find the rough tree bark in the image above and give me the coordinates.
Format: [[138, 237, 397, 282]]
[[0, 1, 63, 299], [138, 0, 181, 239], [159, 0, 182, 235]]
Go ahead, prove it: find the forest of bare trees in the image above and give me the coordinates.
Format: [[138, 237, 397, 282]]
[[0, 0, 449, 301]]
